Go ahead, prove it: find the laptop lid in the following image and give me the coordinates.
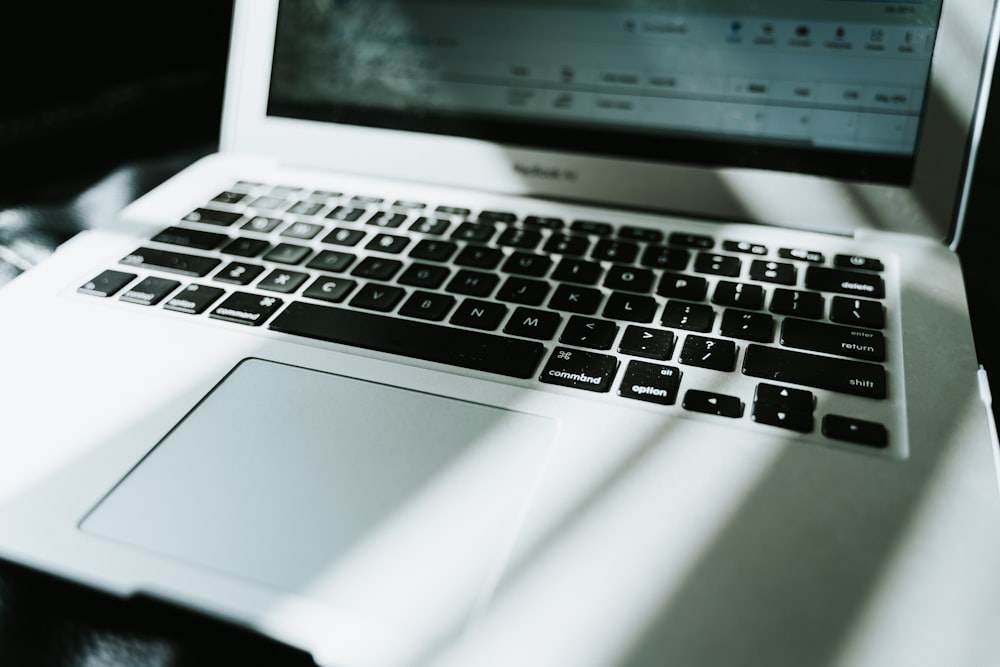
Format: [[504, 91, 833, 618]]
[[221, 0, 997, 243]]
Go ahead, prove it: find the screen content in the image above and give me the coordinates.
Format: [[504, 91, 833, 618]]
[[268, 0, 942, 184]]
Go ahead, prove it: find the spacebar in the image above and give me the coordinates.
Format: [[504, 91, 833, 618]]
[[270, 302, 547, 379]]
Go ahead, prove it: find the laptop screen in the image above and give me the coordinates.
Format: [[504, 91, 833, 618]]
[[267, 1, 943, 187]]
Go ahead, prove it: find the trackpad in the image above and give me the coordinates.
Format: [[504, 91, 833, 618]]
[[82, 358, 556, 631]]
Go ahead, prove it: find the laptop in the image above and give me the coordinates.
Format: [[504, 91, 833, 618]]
[[3, 0, 1000, 665]]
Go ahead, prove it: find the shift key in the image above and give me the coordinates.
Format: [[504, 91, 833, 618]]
[[743, 345, 886, 399]]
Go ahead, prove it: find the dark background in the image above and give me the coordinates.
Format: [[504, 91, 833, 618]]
[[1, 2, 998, 665]]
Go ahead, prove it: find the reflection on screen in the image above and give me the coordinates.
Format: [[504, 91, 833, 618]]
[[268, 0, 942, 184]]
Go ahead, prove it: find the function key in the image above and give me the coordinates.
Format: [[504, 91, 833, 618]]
[[351, 195, 384, 205], [393, 199, 426, 209], [619, 226, 664, 243], [182, 208, 243, 227], [523, 215, 564, 229], [435, 205, 472, 217], [571, 220, 614, 236], [478, 210, 518, 224], [268, 185, 303, 198], [668, 232, 714, 250], [308, 189, 343, 200], [78, 270, 136, 297], [723, 240, 767, 255], [779, 248, 825, 263], [834, 254, 885, 272]]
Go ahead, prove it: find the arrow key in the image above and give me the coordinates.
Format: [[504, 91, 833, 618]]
[[682, 389, 743, 418]]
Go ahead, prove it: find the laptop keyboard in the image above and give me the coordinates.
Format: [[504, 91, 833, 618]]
[[78, 180, 893, 452]]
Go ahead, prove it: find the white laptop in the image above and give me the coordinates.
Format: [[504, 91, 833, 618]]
[[3, 1, 1000, 665]]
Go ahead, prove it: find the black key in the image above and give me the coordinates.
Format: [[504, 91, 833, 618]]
[[502, 252, 553, 277], [258, 269, 309, 293], [822, 414, 888, 448], [523, 215, 564, 230], [326, 206, 365, 222], [323, 227, 367, 247], [713, 281, 765, 309], [452, 222, 496, 243], [543, 234, 590, 256], [306, 250, 356, 274], [694, 252, 741, 277], [399, 291, 456, 321], [552, 258, 602, 285], [779, 248, 824, 263], [249, 195, 289, 211], [721, 309, 775, 343], [478, 210, 517, 224], [270, 302, 547, 379], [182, 208, 242, 227], [604, 266, 654, 293], [539, 347, 618, 392], [780, 318, 886, 362], [770, 289, 824, 319], [210, 292, 284, 326], [749, 260, 796, 286], [121, 247, 221, 277], [830, 296, 885, 329], [222, 237, 271, 258], [366, 233, 411, 254], [435, 205, 471, 217], [640, 245, 690, 271], [619, 226, 663, 243], [752, 401, 814, 433], [212, 190, 247, 205], [398, 263, 450, 289], [163, 284, 226, 314], [548, 284, 603, 314], [450, 299, 508, 330], [679, 335, 738, 372], [805, 266, 885, 299], [303, 276, 357, 304], [409, 239, 458, 262], [214, 261, 264, 285], [504, 308, 562, 340], [497, 277, 550, 305], [446, 269, 500, 297], [349, 284, 406, 311], [662, 301, 715, 332], [281, 221, 324, 240], [602, 292, 657, 323], [352, 195, 384, 205], [455, 245, 503, 269], [571, 220, 613, 236], [619, 361, 681, 405], [351, 257, 403, 281], [657, 272, 708, 301], [742, 344, 887, 398], [592, 239, 639, 264], [755, 383, 815, 412], [682, 390, 743, 418], [834, 254, 885, 272], [723, 240, 767, 255], [619, 326, 675, 360], [410, 217, 450, 235], [79, 269, 136, 297], [669, 232, 714, 249], [263, 243, 311, 265], [287, 201, 324, 217], [242, 216, 282, 233], [559, 316, 618, 350], [151, 226, 227, 250], [366, 211, 407, 228], [497, 227, 543, 249], [120, 276, 180, 306]]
